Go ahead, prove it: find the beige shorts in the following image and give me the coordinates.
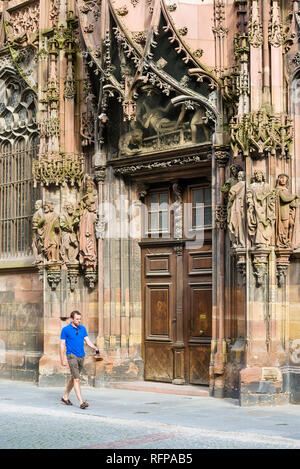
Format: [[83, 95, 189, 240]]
[[67, 354, 84, 379]]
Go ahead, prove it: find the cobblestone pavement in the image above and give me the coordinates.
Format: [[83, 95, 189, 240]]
[[1, 380, 300, 449]]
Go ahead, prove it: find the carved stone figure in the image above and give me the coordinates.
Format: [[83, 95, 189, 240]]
[[60, 203, 80, 263], [141, 98, 178, 134], [32, 200, 44, 264], [78, 177, 97, 271], [221, 164, 243, 203], [119, 123, 143, 155], [39, 201, 61, 263], [275, 174, 299, 248], [227, 171, 246, 248], [246, 170, 276, 248]]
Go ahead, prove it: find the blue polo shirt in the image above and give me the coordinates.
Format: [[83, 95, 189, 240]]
[[60, 324, 88, 358]]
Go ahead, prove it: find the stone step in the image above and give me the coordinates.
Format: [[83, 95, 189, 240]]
[[107, 381, 209, 397]]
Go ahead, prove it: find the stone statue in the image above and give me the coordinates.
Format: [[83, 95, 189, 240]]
[[32, 200, 44, 264], [78, 177, 97, 271], [60, 202, 80, 264], [275, 174, 299, 248], [227, 171, 246, 248], [142, 99, 178, 134], [221, 164, 243, 203], [119, 123, 143, 155], [246, 170, 276, 248], [39, 201, 61, 263]]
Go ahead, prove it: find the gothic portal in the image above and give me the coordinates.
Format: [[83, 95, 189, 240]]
[[0, 0, 300, 406]]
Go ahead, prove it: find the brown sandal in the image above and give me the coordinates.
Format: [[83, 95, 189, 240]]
[[80, 401, 89, 409], [61, 397, 73, 406]]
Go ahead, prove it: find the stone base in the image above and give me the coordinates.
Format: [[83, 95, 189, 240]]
[[239, 366, 289, 406], [284, 371, 300, 404], [38, 354, 96, 387], [240, 391, 289, 406], [95, 356, 144, 387]]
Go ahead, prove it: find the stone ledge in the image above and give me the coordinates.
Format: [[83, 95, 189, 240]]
[[106, 381, 209, 397]]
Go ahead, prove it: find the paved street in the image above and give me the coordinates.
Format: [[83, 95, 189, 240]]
[[1, 379, 300, 450]]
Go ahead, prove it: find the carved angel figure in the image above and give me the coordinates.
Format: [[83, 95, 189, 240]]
[[246, 170, 276, 248], [275, 174, 299, 248]]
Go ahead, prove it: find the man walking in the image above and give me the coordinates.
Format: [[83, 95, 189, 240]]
[[60, 311, 100, 409]]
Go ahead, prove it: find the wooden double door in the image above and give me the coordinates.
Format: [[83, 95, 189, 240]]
[[141, 183, 212, 385]]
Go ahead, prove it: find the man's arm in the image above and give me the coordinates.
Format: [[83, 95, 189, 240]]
[[60, 339, 67, 366], [84, 336, 99, 353]]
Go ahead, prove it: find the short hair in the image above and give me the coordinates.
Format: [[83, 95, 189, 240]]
[[70, 310, 81, 319]]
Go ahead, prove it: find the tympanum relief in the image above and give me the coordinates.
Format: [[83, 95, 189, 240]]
[[117, 89, 214, 157]]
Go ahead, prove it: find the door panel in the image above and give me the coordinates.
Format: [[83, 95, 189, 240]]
[[189, 286, 212, 339], [142, 245, 176, 383], [145, 285, 171, 338], [185, 246, 212, 385], [144, 342, 173, 382], [189, 344, 211, 385]]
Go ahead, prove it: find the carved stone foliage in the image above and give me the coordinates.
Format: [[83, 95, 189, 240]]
[[7, 1, 40, 43], [113, 152, 211, 176], [215, 205, 227, 231], [268, 1, 296, 51], [32, 176, 99, 291], [33, 153, 84, 188], [230, 110, 293, 160]]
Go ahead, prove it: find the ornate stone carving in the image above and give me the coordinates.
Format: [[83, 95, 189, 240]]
[[78, 177, 98, 285], [172, 182, 183, 239], [268, 1, 296, 50], [212, 0, 228, 38], [113, 153, 212, 176], [215, 205, 227, 230], [60, 203, 80, 264], [275, 249, 292, 288], [246, 170, 276, 248], [7, 1, 40, 43], [251, 249, 270, 288], [67, 264, 80, 292], [32, 200, 44, 265], [249, 19, 263, 47], [115, 6, 129, 16], [275, 174, 299, 249], [33, 153, 84, 188], [230, 110, 293, 159], [220, 164, 243, 204], [227, 171, 246, 248], [38, 117, 60, 138], [215, 150, 230, 168], [39, 201, 61, 264], [46, 265, 61, 291]]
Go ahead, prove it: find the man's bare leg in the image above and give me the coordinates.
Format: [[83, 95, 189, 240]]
[[73, 378, 84, 405], [63, 377, 74, 401]]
